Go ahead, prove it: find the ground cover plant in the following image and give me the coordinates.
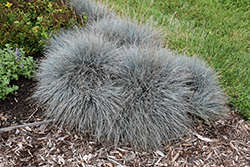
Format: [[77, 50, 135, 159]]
[[105, 0, 250, 119], [0, 44, 37, 100], [0, 0, 83, 56]]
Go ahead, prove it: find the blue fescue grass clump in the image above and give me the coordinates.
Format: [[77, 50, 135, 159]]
[[32, 27, 124, 140], [112, 46, 194, 149], [32, 27, 229, 150], [88, 17, 163, 47], [110, 46, 229, 149], [180, 56, 229, 122], [69, 0, 115, 22], [32, 0, 230, 150], [69, 0, 163, 47]]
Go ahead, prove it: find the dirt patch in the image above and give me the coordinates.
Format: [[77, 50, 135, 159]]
[[0, 76, 44, 129]]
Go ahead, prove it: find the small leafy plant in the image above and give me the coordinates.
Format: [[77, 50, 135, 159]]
[[0, 44, 37, 100], [0, 0, 83, 56]]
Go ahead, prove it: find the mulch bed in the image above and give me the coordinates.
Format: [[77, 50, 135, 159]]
[[0, 69, 249, 166]]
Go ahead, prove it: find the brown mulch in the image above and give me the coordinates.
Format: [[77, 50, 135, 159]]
[[0, 69, 249, 166], [0, 110, 249, 166]]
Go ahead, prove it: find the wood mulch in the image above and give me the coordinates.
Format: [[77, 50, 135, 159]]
[[0, 69, 249, 166], [0, 110, 249, 166]]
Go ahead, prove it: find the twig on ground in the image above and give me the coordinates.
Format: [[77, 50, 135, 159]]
[[0, 119, 54, 132]]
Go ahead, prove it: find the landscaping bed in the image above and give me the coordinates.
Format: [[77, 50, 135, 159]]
[[0, 0, 249, 166], [0, 90, 249, 166], [0, 76, 249, 166]]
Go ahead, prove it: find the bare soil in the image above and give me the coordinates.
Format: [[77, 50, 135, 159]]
[[0, 76, 44, 129]]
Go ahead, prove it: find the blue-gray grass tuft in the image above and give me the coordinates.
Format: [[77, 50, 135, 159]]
[[88, 17, 163, 47], [111, 46, 194, 150], [32, 27, 124, 141], [180, 55, 229, 121], [32, 8, 229, 150], [69, 0, 115, 22]]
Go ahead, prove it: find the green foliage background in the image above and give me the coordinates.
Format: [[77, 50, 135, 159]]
[[0, 0, 82, 55], [0, 44, 37, 100], [0, 0, 84, 100], [104, 0, 250, 119]]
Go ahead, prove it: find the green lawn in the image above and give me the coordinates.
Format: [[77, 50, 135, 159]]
[[104, 0, 250, 119]]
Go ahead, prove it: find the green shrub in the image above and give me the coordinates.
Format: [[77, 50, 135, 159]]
[[0, 44, 37, 100], [0, 0, 83, 56]]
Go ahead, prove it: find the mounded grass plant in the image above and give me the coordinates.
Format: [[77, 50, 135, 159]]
[[32, 27, 123, 141], [33, 27, 229, 150], [112, 46, 194, 149], [113, 46, 228, 149], [88, 16, 163, 47], [180, 56, 229, 122], [69, 0, 115, 23], [32, 0, 229, 150], [69, 0, 163, 47]]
